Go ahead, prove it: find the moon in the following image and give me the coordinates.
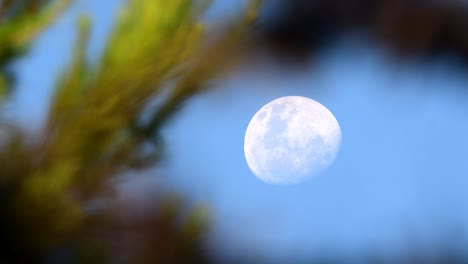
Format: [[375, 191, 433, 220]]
[[244, 96, 341, 184]]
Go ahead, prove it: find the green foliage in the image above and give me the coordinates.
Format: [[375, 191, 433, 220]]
[[0, 0, 70, 54], [0, 73, 7, 100], [0, 0, 71, 98], [0, 0, 261, 262]]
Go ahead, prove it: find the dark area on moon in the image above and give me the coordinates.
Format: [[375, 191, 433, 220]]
[[260, 100, 328, 180]]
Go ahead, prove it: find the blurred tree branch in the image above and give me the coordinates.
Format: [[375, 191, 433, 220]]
[[0, 0, 71, 100], [0, 0, 261, 262]]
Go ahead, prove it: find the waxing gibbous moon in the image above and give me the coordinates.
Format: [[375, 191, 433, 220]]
[[244, 96, 341, 184]]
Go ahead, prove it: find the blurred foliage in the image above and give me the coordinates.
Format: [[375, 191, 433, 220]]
[[0, 0, 260, 263], [0, 0, 70, 100], [2, 0, 466, 263], [256, 0, 468, 65]]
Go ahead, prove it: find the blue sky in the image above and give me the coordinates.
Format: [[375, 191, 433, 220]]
[[10, 0, 468, 261], [161, 42, 468, 259]]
